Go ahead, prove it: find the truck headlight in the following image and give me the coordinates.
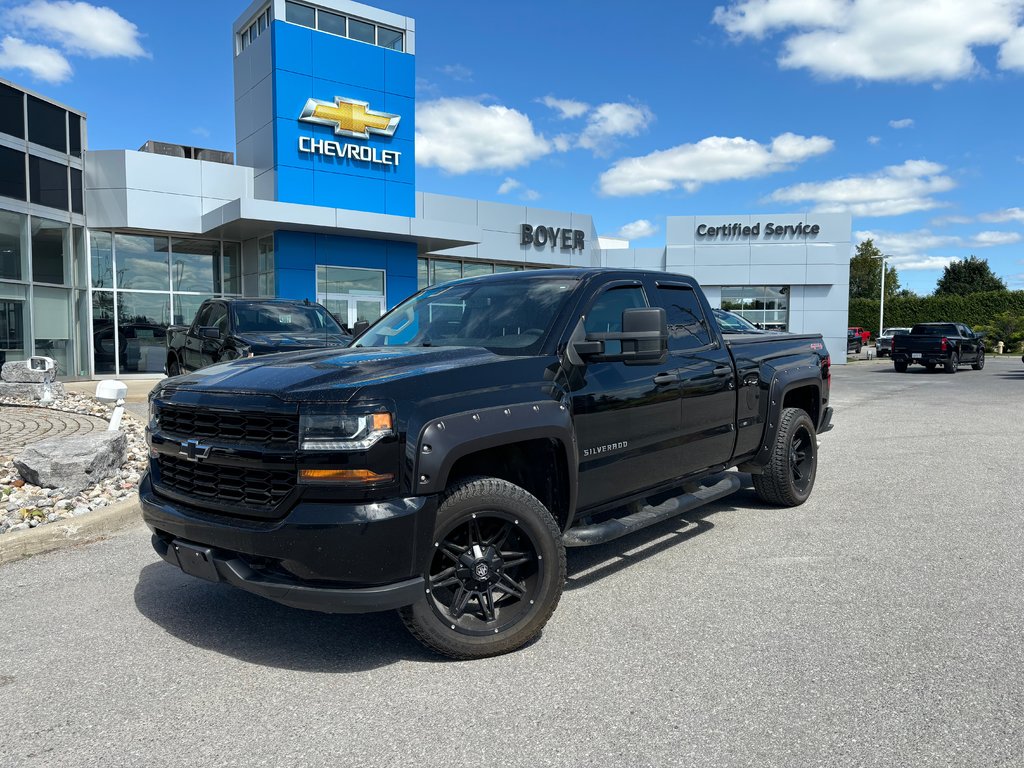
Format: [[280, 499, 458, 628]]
[[299, 411, 394, 451]]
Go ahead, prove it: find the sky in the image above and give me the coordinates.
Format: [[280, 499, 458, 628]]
[[1, 0, 1023, 295]]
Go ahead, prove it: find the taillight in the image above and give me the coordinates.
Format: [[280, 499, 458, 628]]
[[824, 354, 831, 390], [941, 337, 948, 351]]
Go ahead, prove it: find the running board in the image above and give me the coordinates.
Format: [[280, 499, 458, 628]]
[[563, 473, 743, 547]]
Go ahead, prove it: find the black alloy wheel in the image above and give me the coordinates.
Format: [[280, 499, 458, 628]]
[[946, 352, 959, 374], [166, 357, 181, 377], [972, 349, 985, 370], [400, 477, 565, 659], [752, 407, 817, 506]]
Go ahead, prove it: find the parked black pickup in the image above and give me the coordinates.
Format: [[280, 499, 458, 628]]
[[142, 269, 834, 659], [165, 298, 351, 375], [891, 322, 986, 373]]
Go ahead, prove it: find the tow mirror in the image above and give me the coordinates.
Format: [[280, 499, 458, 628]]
[[569, 307, 668, 365], [352, 320, 370, 336], [199, 326, 221, 340]]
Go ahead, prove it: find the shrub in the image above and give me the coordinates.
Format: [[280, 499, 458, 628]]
[[849, 291, 1024, 337]]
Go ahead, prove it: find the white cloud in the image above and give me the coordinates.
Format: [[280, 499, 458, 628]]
[[497, 178, 521, 195], [8, 0, 146, 59], [617, 219, 658, 240], [438, 64, 472, 82], [867, 135, 881, 145], [768, 159, 956, 216], [600, 132, 833, 196], [972, 230, 1022, 246], [540, 95, 590, 119], [855, 226, 1020, 271], [1000, 24, 1024, 69], [416, 98, 552, 174], [979, 207, 1024, 223], [713, 0, 1024, 82], [551, 134, 573, 152], [931, 214, 973, 226], [578, 102, 654, 155], [889, 118, 914, 129], [521, 188, 540, 201], [0, 35, 70, 82]]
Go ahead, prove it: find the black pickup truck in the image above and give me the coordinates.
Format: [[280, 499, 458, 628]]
[[165, 298, 350, 375], [141, 269, 833, 659], [891, 322, 985, 373]]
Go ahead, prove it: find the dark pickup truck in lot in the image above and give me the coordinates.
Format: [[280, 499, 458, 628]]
[[891, 322, 985, 373], [165, 298, 350, 375], [142, 268, 833, 658]]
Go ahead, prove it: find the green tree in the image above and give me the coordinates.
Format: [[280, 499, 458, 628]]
[[934, 255, 1007, 295], [974, 311, 1024, 352], [849, 239, 900, 300]]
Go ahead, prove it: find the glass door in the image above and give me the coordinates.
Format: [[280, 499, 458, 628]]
[[316, 265, 386, 331]]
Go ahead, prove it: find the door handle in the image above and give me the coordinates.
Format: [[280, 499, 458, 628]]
[[713, 366, 732, 377], [653, 373, 679, 385]]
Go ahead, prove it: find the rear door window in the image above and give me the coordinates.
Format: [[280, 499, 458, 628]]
[[653, 284, 713, 351]]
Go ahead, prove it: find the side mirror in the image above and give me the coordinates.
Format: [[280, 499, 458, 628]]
[[199, 326, 221, 340], [353, 320, 370, 336], [569, 307, 668, 365]]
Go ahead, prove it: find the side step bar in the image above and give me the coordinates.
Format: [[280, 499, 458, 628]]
[[563, 473, 743, 548]]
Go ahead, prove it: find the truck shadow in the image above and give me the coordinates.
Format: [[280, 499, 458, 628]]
[[133, 563, 438, 671], [564, 488, 762, 590]]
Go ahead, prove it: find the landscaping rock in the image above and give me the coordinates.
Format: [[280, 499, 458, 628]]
[[13, 432, 128, 494], [0, 382, 66, 401], [1, 361, 56, 384]]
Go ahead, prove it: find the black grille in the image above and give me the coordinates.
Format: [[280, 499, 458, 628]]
[[157, 405, 298, 447], [156, 455, 295, 509]]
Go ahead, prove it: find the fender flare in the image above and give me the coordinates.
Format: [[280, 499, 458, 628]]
[[412, 400, 578, 518], [752, 367, 822, 467]]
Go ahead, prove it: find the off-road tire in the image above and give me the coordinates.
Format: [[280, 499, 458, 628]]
[[894, 361, 908, 373], [752, 407, 817, 507], [945, 352, 959, 374], [399, 476, 566, 660], [972, 349, 985, 370]]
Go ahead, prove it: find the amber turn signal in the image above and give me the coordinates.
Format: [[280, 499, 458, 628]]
[[298, 468, 395, 484]]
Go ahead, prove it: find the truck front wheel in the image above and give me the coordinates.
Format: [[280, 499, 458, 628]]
[[752, 407, 817, 507], [399, 476, 566, 659]]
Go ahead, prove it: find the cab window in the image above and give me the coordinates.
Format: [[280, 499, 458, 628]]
[[653, 284, 712, 351], [584, 285, 647, 355]]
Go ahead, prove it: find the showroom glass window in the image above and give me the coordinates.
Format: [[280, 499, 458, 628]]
[[31, 217, 68, 285], [0, 146, 26, 202], [0, 210, 25, 281], [28, 155, 68, 210], [720, 286, 789, 331], [27, 96, 66, 153], [0, 83, 24, 139]]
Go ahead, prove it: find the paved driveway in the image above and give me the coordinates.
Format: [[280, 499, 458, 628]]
[[1, 358, 1022, 767]]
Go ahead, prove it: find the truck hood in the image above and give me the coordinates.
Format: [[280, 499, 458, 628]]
[[160, 345, 514, 402]]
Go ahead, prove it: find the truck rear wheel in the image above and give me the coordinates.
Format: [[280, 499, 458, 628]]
[[945, 352, 959, 373], [752, 407, 817, 507], [399, 476, 566, 660], [972, 349, 985, 370], [894, 361, 908, 372]]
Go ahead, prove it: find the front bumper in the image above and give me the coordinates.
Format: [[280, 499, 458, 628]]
[[140, 473, 437, 614]]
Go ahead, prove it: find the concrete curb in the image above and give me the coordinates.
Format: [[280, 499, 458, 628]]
[[0, 496, 142, 567]]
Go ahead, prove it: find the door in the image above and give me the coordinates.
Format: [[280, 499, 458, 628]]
[[959, 324, 979, 362], [201, 302, 229, 368], [183, 303, 212, 372], [650, 281, 737, 476], [570, 282, 683, 510]]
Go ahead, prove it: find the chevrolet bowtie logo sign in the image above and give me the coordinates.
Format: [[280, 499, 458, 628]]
[[299, 96, 400, 139]]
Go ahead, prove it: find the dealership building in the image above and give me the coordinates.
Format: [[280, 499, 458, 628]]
[[0, 0, 851, 379]]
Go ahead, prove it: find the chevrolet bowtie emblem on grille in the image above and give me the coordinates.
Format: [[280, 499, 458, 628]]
[[299, 96, 400, 139], [178, 439, 212, 462]]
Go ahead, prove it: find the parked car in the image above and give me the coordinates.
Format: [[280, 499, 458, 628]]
[[875, 327, 911, 357], [848, 326, 871, 345], [891, 322, 985, 373], [713, 308, 766, 334], [165, 298, 351, 375], [847, 329, 863, 354], [142, 268, 833, 659]]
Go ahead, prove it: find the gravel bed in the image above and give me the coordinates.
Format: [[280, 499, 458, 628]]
[[0, 393, 147, 535]]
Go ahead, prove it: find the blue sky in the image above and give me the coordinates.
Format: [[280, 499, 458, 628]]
[[2, 0, 1023, 294]]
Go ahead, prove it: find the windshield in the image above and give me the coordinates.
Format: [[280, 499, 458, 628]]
[[353, 277, 579, 353], [232, 303, 346, 335], [714, 308, 760, 333], [911, 324, 957, 335]]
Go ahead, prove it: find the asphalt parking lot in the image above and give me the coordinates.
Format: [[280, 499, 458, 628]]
[[1, 356, 1022, 767]]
